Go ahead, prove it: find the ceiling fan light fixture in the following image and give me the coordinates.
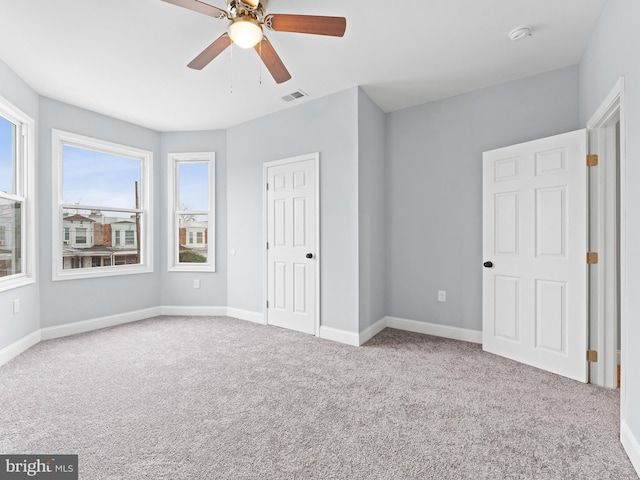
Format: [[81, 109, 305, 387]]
[[228, 17, 263, 49]]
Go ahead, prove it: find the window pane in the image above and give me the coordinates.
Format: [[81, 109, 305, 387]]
[[178, 162, 208, 211], [63, 145, 141, 209], [178, 214, 208, 263], [0, 116, 16, 195], [61, 208, 142, 270], [0, 197, 22, 277]]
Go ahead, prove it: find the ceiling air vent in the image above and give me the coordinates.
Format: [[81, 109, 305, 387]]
[[282, 90, 308, 102]]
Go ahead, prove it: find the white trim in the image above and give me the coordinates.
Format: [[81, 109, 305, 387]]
[[587, 78, 623, 389], [167, 152, 216, 273], [319, 326, 360, 346], [358, 317, 387, 345], [40, 307, 161, 340], [386, 316, 482, 344], [586, 78, 627, 425], [621, 421, 640, 476], [0, 330, 41, 367], [0, 94, 36, 293], [263, 153, 321, 337], [51, 129, 154, 281], [226, 307, 264, 324]]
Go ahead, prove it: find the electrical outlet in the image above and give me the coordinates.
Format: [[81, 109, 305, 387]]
[[438, 290, 446, 302], [193, 279, 200, 289], [13, 299, 20, 314]]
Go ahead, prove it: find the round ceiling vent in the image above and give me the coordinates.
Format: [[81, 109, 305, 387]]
[[508, 26, 532, 41]]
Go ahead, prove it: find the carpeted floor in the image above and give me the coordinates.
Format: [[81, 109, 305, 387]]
[[0, 316, 637, 479]]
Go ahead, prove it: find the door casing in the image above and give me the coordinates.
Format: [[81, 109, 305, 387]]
[[587, 79, 626, 400]]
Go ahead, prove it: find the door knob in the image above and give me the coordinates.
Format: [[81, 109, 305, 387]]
[[483, 261, 493, 268], [306, 253, 314, 259]]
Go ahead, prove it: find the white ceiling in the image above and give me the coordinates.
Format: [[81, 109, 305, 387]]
[[0, 0, 607, 132]]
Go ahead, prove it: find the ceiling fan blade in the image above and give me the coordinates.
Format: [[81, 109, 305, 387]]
[[265, 14, 346, 37], [161, 0, 228, 19], [188, 33, 232, 70], [254, 37, 291, 84]]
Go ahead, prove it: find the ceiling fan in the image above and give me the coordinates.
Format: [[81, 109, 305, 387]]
[[162, 0, 347, 84]]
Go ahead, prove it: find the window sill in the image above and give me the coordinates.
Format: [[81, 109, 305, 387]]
[[0, 275, 36, 293], [168, 264, 216, 273], [52, 264, 153, 282]]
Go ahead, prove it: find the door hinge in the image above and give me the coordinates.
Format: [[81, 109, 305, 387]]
[[266, 183, 269, 191], [587, 350, 598, 363], [266, 242, 269, 250], [587, 154, 598, 167], [266, 300, 269, 309], [587, 252, 599, 264]]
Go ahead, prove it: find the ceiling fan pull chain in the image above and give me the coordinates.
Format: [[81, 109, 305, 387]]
[[259, 40, 262, 86], [230, 43, 234, 94]]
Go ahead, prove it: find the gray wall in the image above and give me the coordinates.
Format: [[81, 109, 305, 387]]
[[0, 60, 41, 350], [357, 88, 386, 330], [226, 88, 360, 332], [579, 0, 640, 444], [159, 131, 227, 307], [38, 98, 162, 328], [385, 66, 580, 331]]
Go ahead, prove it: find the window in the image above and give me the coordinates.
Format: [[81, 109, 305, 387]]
[[0, 95, 35, 292], [75, 228, 87, 244], [167, 152, 215, 271], [52, 130, 153, 280]]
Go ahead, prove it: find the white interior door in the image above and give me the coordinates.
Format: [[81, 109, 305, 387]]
[[482, 130, 588, 382], [265, 155, 318, 335]]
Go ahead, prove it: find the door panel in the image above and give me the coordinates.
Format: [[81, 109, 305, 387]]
[[266, 157, 317, 335], [483, 130, 587, 382]]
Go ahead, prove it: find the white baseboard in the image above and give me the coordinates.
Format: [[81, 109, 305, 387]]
[[359, 317, 387, 345], [2, 309, 482, 366], [0, 330, 41, 367], [160, 305, 227, 317], [320, 326, 360, 347], [622, 421, 640, 476], [385, 316, 482, 344], [41, 306, 162, 341], [226, 307, 264, 324]]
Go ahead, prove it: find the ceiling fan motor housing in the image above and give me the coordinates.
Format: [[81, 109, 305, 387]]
[[228, 0, 267, 20]]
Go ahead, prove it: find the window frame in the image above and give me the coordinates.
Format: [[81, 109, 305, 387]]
[[52, 129, 153, 281], [167, 152, 215, 272], [0, 95, 35, 293]]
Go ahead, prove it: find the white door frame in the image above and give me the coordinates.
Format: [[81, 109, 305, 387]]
[[586, 78, 626, 409], [262, 153, 321, 337]]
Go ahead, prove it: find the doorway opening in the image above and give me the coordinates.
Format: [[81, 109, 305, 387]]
[[587, 78, 625, 395]]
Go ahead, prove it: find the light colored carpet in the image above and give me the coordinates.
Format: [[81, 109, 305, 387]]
[[0, 316, 636, 479]]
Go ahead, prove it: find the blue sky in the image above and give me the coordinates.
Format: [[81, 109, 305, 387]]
[[178, 162, 209, 211], [3, 131, 209, 213], [0, 116, 14, 194], [63, 145, 141, 210]]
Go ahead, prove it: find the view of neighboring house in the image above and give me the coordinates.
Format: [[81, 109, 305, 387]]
[[0, 202, 19, 278], [61, 212, 209, 268], [62, 212, 139, 269], [178, 218, 208, 263]]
